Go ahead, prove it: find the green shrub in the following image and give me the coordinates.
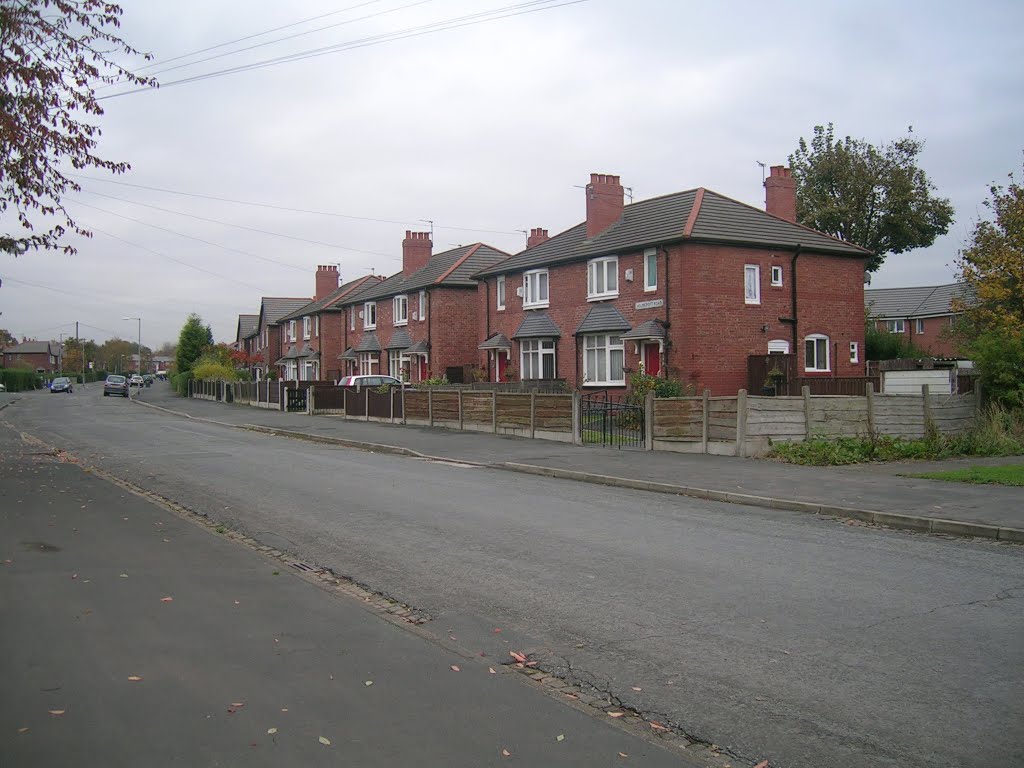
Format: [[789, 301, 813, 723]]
[[865, 322, 928, 360], [171, 370, 193, 396], [627, 371, 694, 405], [192, 361, 240, 381], [0, 368, 44, 392]]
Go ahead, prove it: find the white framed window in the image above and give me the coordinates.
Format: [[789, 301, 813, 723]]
[[770, 265, 783, 287], [523, 269, 549, 309], [804, 334, 830, 372], [315, 316, 320, 337], [389, 350, 410, 381], [520, 338, 556, 380], [583, 334, 625, 385], [643, 248, 657, 292], [587, 256, 619, 300], [349, 307, 355, 331], [768, 339, 791, 354], [302, 316, 311, 340], [288, 320, 297, 341], [915, 318, 925, 334], [393, 295, 408, 326], [850, 341, 859, 364], [885, 319, 905, 334], [496, 276, 506, 310], [358, 352, 378, 375], [364, 302, 376, 330], [744, 265, 761, 304], [419, 290, 426, 322]]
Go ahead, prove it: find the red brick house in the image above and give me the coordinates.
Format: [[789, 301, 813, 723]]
[[865, 283, 971, 358], [335, 233, 510, 383], [2, 340, 61, 374], [234, 315, 259, 353], [253, 296, 311, 380], [272, 267, 383, 381], [472, 168, 870, 395]]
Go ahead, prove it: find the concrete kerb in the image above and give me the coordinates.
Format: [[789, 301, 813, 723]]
[[129, 397, 1024, 544]]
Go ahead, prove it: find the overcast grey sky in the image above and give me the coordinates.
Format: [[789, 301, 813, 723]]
[[2, 0, 1021, 348]]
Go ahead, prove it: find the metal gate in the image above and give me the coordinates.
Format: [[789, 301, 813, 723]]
[[285, 387, 307, 412], [580, 390, 645, 448]]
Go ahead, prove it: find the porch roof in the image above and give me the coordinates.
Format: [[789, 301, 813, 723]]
[[338, 347, 357, 360], [621, 319, 667, 341], [405, 340, 430, 356], [512, 313, 561, 339], [479, 332, 512, 350], [354, 332, 381, 352], [385, 328, 413, 349], [575, 304, 631, 335]]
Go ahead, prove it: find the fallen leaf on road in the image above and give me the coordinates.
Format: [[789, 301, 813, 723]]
[[618, 752, 628, 758], [510, 651, 527, 663], [162, 539, 170, 543], [160, 597, 173, 602], [234, 600, 240, 605], [449, 635, 457, 641], [318, 736, 331, 746], [556, 734, 565, 742], [48, 710, 65, 716], [127, 676, 143, 682], [230, 702, 245, 708], [525, 661, 538, 667], [631, 686, 642, 692], [650, 722, 668, 732], [71, 574, 78, 580], [267, 728, 277, 735], [608, 712, 624, 718], [488, 667, 496, 674], [364, 680, 373, 686], [493, 628, 502, 633], [450, 665, 460, 672], [501, 748, 511, 757], [17, 727, 29, 734], [753, 762, 769, 768]]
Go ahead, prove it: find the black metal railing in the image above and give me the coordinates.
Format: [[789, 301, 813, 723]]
[[580, 390, 645, 449]]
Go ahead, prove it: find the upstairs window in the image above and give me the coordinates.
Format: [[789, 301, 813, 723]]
[[288, 320, 296, 341], [349, 308, 355, 331], [770, 265, 783, 287], [587, 256, 619, 300], [496, 276, 506, 310], [315, 315, 320, 337], [302, 316, 311, 339], [393, 295, 408, 326], [643, 249, 657, 292], [523, 270, 549, 309], [744, 265, 761, 304], [364, 302, 376, 330], [419, 290, 426, 322]]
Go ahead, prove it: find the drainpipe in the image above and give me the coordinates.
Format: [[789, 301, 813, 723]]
[[426, 289, 432, 378], [484, 278, 492, 381], [660, 245, 671, 377], [790, 245, 802, 361]]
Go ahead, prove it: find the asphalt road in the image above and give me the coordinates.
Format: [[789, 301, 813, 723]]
[[0, 419, 685, 768], [4, 384, 1023, 768]]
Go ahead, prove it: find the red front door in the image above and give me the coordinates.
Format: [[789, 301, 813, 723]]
[[496, 351, 508, 382], [418, 357, 428, 382], [643, 343, 661, 376]]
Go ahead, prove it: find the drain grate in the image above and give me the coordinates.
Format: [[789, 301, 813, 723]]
[[290, 561, 315, 572]]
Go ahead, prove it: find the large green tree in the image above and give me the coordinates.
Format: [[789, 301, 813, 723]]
[[0, 328, 16, 348], [0, 0, 156, 255], [176, 314, 213, 375], [954, 163, 1024, 407], [789, 124, 955, 271]]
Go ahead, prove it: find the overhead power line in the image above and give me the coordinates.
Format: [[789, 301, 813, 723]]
[[99, 0, 589, 99]]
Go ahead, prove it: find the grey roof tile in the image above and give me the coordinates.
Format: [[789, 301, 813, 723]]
[[385, 328, 413, 349], [405, 340, 429, 355], [354, 332, 381, 352], [261, 297, 311, 326], [3, 341, 57, 354], [478, 332, 512, 350], [512, 313, 561, 339], [621, 319, 667, 340], [237, 314, 259, 340], [865, 283, 975, 318], [575, 304, 632, 335], [278, 275, 382, 322], [338, 347, 357, 360], [474, 188, 868, 278]]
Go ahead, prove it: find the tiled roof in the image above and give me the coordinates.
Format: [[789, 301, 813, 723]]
[[278, 275, 383, 323], [338, 347, 357, 360], [385, 328, 413, 349], [3, 341, 56, 355], [260, 297, 310, 326], [405, 340, 429, 356], [865, 283, 975, 319], [338, 243, 511, 305], [354, 332, 381, 352], [297, 344, 317, 358], [575, 304, 631, 335], [474, 188, 868, 278], [478, 332, 512, 350], [621, 319, 667, 340], [512, 313, 561, 339], [237, 314, 259, 340]]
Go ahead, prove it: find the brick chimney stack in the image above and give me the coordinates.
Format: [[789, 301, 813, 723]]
[[315, 264, 339, 301], [527, 228, 550, 248], [402, 231, 432, 274], [764, 165, 797, 223], [585, 173, 625, 240]]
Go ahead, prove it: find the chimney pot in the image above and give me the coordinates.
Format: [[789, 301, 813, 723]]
[[765, 164, 798, 223], [585, 171, 625, 239], [402, 230, 433, 274], [527, 227, 550, 248]]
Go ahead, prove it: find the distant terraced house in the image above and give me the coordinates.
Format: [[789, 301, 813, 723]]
[[865, 282, 973, 358], [2, 340, 62, 374]]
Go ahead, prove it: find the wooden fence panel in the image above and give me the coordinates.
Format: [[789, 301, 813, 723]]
[[462, 392, 493, 425], [708, 398, 738, 441], [495, 394, 531, 428], [746, 397, 806, 438], [652, 398, 703, 440], [533, 394, 573, 432], [405, 391, 429, 420], [432, 392, 460, 422]]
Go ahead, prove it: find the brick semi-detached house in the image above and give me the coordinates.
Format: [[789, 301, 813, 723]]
[[865, 283, 972, 358], [2, 340, 61, 374], [272, 267, 383, 381], [336, 233, 510, 383], [252, 296, 310, 380], [472, 168, 870, 395]]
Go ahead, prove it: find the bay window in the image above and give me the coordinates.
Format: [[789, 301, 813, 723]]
[[583, 334, 625, 385], [520, 338, 556, 379]]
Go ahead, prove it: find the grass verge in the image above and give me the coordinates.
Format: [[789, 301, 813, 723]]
[[911, 465, 1024, 486]]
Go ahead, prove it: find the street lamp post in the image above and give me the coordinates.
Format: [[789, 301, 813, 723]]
[[123, 316, 141, 382]]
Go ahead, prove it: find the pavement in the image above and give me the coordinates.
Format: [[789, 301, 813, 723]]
[[0, 419, 696, 768], [135, 384, 1024, 541]]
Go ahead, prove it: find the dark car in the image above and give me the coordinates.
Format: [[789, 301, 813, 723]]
[[142, 374, 154, 387], [50, 376, 73, 393], [103, 374, 129, 398]]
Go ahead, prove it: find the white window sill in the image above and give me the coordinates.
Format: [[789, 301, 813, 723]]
[[303, 336, 311, 341], [643, 286, 658, 293], [523, 302, 549, 310], [496, 306, 505, 312], [582, 381, 626, 387], [587, 292, 619, 302], [364, 326, 376, 331], [804, 369, 830, 374], [744, 300, 761, 306], [393, 320, 408, 327]]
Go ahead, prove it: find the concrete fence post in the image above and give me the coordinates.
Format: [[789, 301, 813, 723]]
[[307, 386, 315, 416], [701, 389, 710, 454], [530, 392, 537, 440], [401, 383, 407, 425], [458, 389, 464, 431], [644, 391, 655, 451], [974, 379, 983, 415], [492, 390, 498, 434], [571, 392, 582, 446], [865, 381, 875, 438], [390, 387, 395, 424], [922, 383, 934, 436], [428, 388, 434, 427], [279, 381, 286, 412], [736, 389, 748, 457], [802, 385, 812, 440], [364, 387, 369, 422]]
